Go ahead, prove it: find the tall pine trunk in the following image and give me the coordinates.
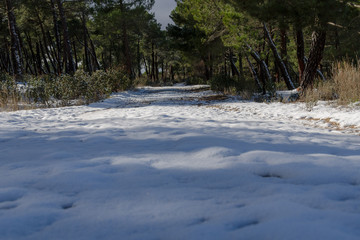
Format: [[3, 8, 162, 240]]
[[137, 38, 141, 78], [120, 0, 133, 78], [245, 54, 262, 90], [263, 23, 294, 90], [56, 0, 75, 74], [5, 0, 23, 78], [50, 0, 62, 74], [300, 30, 326, 90], [82, 13, 90, 72], [295, 28, 306, 84]]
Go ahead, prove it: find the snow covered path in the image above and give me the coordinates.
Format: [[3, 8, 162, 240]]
[[1, 85, 360, 240]]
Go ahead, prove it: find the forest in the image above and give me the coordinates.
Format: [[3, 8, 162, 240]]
[[0, 0, 360, 107], [2, 1, 360, 238]]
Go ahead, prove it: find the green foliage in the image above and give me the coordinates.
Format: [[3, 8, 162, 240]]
[[210, 75, 236, 92], [26, 75, 54, 104], [0, 74, 19, 108], [0, 69, 132, 109]]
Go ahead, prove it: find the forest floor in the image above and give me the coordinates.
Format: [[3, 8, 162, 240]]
[[1, 84, 360, 239]]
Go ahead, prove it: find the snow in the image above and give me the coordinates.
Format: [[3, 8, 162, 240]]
[[1, 85, 360, 239]]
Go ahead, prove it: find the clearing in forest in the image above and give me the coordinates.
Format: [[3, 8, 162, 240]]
[[0, 85, 360, 240]]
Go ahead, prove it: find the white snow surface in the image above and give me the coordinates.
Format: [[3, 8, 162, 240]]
[[1, 85, 360, 240]]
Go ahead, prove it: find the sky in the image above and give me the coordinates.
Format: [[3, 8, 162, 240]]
[[152, 0, 177, 29]]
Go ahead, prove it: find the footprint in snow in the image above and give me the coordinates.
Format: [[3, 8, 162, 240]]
[[226, 220, 259, 231], [188, 217, 210, 226], [234, 204, 246, 209], [0, 189, 24, 203], [61, 202, 75, 210], [0, 203, 18, 210], [258, 173, 283, 179]]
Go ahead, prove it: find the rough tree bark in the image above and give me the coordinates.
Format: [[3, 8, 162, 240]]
[[50, 0, 62, 73], [119, 0, 133, 78], [300, 30, 326, 90], [56, 0, 76, 74], [295, 28, 305, 83], [5, 0, 23, 78]]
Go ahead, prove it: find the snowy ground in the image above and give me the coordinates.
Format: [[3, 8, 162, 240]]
[[1, 85, 360, 240]]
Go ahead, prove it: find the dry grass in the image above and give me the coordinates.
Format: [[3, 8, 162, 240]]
[[300, 61, 359, 107], [301, 81, 336, 110], [333, 61, 360, 104], [0, 89, 19, 111], [198, 95, 229, 101], [300, 116, 360, 135]]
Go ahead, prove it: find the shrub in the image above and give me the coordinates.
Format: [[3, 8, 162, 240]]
[[0, 74, 20, 110], [209, 75, 237, 93], [209, 74, 258, 99], [26, 75, 55, 105], [0, 68, 132, 110]]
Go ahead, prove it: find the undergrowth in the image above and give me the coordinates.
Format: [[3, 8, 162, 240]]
[[301, 61, 360, 109], [0, 69, 131, 110]]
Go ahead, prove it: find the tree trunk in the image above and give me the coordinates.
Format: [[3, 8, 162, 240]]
[[224, 53, 227, 77], [238, 52, 244, 77], [245, 54, 262, 90], [47, 31, 60, 72], [56, 0, 75, 74], [36, 42, 44, 74], [0, 52, 7, 72], [50, 0, 62, 74], [36, 12, 56, 73], [86, 29, 100, 71], [300, 30, 326, 90], [72, 40, 78, 70], [229, 49, 240, 77], [263, 23, 295, 90], [5, 0, 23, 78], [25, 32, 39, 75], [295, 28, 305, 83], [161, 61, 164, 81], [143, 55, 149, 76], [82, 12, 90, 72], [119, 0, 133, 78], [170, 65, 175, 81], [155, 52, 159, 82], [247, 44, 272, 84], [151, 43, 155, 81], [280, 28, 288, 67], [137, 38, 141, 78], [39, 40, 50, 73], [204, 59, 210, 81]]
